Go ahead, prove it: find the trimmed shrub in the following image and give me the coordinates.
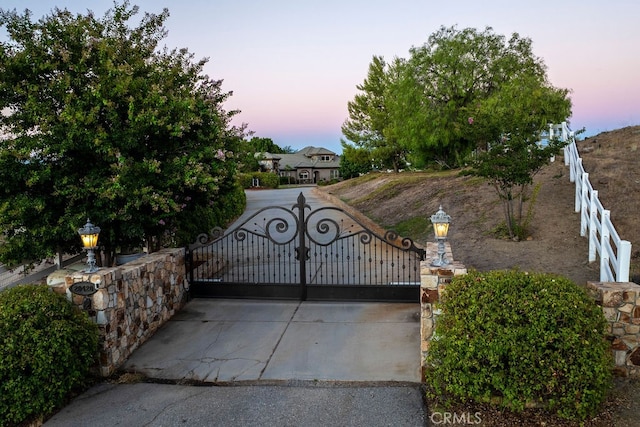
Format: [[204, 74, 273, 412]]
[[237, 172, 253, 189], [425, 269, 612, 420], [0, 285, 99, 426], [238, 172, 280, 189], [166, 180, 246, 246], [279, 175, 298, 186]]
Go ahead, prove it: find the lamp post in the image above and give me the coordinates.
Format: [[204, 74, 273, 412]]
[[78, 219, 101, 273], [430, 206, 451, 267]]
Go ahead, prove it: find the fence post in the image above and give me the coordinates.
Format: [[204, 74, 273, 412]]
[[574, 158, 582, 212], [567, 145, 574, 178], [563, 142, 576, 170], [600, 210, 611, 281], [618, 241, 632, 282], [588, 189, 598, 262], [580, 173, 589, 236]]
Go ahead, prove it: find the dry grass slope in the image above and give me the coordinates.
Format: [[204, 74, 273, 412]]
[[320, 126, 640, 286]]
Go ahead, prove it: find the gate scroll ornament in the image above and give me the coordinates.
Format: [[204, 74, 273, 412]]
[[187, 192, 426, 301]]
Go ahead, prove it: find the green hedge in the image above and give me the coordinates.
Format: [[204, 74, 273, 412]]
[[238, 172, 280, 189], [279, 175, 298, 186], [169, 180, 246, 246], [0, 285, 99, 426], [425, 269, 612, 420]]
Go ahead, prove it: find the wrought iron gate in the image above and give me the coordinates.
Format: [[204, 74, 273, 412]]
[[187, 192, 425, 301]]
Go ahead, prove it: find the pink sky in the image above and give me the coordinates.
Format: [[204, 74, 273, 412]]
[[3, 0, 639, 152]]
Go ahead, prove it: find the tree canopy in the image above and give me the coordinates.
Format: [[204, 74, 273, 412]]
[[342, 25, 572, 238], [341, 55, 407, 173], [344, 26, 571, 171], [0, 2, 246, 266], [396, 26, 564, 167], [246, 136, 294, 154], [338, 141, 372, 179]]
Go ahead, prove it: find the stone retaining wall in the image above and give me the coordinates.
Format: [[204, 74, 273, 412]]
[[50, 248, 188, 377], [587, 280, 640, 377], [419, 246, 467, 381]]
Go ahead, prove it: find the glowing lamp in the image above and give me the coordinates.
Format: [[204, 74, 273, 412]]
[[430, 206, 451, 267], [78, 219, 101, 272]]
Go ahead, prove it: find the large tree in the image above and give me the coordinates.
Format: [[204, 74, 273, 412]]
[[0, 2, 245, 266], [396, 26, 571, 237], [342, 55, 407, 173], [394, 26, 557, 168]]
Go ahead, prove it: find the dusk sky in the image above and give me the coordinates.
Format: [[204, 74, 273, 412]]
[[2, 1, 639, 153]]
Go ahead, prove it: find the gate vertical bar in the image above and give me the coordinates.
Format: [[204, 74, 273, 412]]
[[294, 192, 310, 301]]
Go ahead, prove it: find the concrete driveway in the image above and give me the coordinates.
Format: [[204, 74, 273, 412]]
[[45, 299, 426, 427], [122, 298, 421, 383]]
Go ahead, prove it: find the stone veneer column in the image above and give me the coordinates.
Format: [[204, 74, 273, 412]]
[[419, 245, 640, 379], [50, 248, 188, 377], [420, 241, 466, 381], [586, 281, 640, 377]]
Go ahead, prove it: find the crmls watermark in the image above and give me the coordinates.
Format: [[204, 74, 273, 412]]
[[430, 411, 482, 425]]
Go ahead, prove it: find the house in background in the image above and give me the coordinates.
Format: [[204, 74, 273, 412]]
[[258, 146, 340, 184]]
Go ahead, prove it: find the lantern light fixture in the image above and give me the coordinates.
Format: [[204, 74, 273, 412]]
[[430, 206, 451, 267], [78, 219, 101, 273]]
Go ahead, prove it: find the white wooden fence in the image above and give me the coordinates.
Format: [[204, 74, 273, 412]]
[[554, 122, 632, 282]]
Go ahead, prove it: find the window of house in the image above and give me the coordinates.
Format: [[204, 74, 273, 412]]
[[331, 169, 340, 179], [299, 171, 309, 180], [320, 155, 332, 162]]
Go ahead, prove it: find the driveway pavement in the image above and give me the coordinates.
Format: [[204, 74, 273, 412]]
[[45, 299, 427, 426], [123, 299, 421, 383]]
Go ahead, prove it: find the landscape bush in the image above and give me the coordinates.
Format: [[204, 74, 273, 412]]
[[170, 180, 246, 246], [0, 285, 99, 426], [425, 269, 612, 420], [279, 175, 298, 186], [238, 172, 280, 189]]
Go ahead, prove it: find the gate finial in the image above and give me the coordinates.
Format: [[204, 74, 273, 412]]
[[293, 192, 310, 212]]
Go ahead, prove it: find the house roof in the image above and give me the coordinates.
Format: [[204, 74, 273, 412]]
[[296, 146, 335, 156], [260, 146, 340, 170], [259, 152, 281, 160], [277, 147, 340, 170]]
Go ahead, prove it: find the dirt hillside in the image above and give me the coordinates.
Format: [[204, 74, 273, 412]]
[[318, 126, 640, 286]]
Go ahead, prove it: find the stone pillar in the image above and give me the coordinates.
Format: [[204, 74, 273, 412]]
[[420, 242, 466, 381], [586, 281, 640, 377], [49, 248, 188, 377]]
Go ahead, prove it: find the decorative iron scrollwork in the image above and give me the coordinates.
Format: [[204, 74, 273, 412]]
[[384, 230, 426, 260], [263, 215, 298, 245], [187, 191, 427, 295], [190, 226, 224, 249]]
